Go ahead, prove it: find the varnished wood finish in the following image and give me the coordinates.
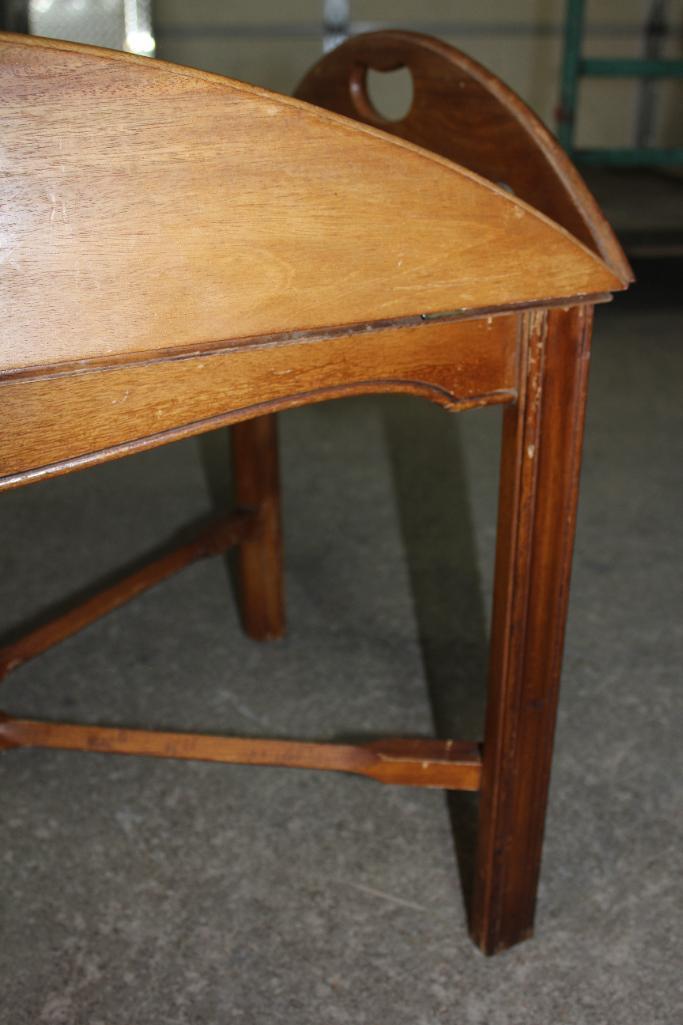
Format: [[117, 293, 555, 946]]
[[0, 32, 624, 378], [296, 30, 633, 283], [0, 314, 518, 490], [0, 31, 630, 954], [471, 306, 594, 954], [0, 715, 482, 791], [0, 513, 253, 681], [299, 31, 631, 954], [231, 415, 285, 640]]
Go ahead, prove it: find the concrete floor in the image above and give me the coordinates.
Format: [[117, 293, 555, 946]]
[[1, 266, 681, 1023]]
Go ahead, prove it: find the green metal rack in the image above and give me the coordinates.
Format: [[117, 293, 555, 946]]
[[558, 0, 683, 166]]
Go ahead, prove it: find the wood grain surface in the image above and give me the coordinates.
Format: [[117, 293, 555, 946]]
[[0, 314, 518, 489], [296, 30, 633, 284], [1, 32, 624, 376], [0, 31, 631, 954], [471, 306, 596, 953], [0, 716, 483, 791]]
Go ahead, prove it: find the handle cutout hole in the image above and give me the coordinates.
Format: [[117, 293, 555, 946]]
[[365, 66, 414, 123]]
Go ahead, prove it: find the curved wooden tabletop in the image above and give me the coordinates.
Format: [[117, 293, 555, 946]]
[[0, 33, 626, 377], [296, 30, 632, 284]]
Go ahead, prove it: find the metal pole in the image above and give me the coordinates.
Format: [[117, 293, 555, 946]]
[[323, 0, 350, 53], [558, 0, 586, 152], [124, 0, 156, 56], [635, 0, 667, 149]]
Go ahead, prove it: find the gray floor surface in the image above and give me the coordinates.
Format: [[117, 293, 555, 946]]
[[1, 279, 681, 1023]]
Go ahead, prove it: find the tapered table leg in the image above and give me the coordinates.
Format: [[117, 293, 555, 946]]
[[230, 414, 285, 640], [471, 306, 593, 954]]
